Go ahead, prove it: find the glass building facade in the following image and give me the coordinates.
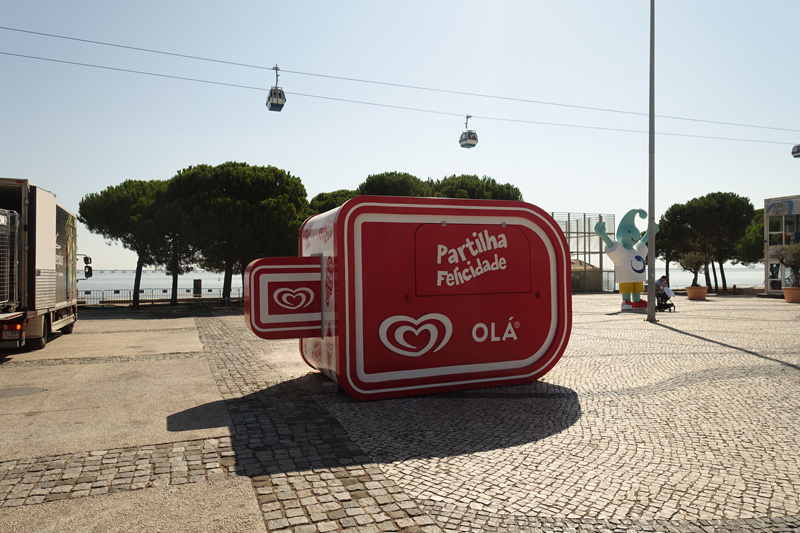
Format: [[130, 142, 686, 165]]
[[550, 212, 615, 292], [764, 195, 800, 293]]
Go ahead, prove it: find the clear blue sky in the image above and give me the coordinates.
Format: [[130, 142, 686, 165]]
[[2, 1, 798, 268]]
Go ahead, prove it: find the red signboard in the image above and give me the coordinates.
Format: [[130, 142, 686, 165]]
[[414, 223, 531, 296], [244, 256, 322, 339]]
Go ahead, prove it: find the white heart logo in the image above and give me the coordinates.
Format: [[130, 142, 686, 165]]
[[274, 287, 314, 310], [378, 313, 452, 357]]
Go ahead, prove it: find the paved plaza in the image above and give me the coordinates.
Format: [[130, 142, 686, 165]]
[[0, 293, 799, 532]]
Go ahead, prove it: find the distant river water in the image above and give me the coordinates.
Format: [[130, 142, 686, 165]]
[[641, 266, 765, 289], [77, 266, 766, 293], [78, 270, 243, 292], [603, 265, 765, 289]]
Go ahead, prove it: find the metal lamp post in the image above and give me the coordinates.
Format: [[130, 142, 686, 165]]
[[646, 0, 657, 323]]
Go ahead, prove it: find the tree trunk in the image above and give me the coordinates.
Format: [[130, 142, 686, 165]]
[[718, 260, 727, 292], [223, 260, 234, 300], [170, 271, 179, 305], [703, 263, 712, 288], [711, 261, 719, 292], [703, 240, 712, 288], [133, 256, 145, 309]]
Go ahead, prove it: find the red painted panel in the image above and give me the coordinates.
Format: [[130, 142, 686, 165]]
[[335, 197, 572, 400], [244, 256, 322, 340], [414, 223, 531, 296]]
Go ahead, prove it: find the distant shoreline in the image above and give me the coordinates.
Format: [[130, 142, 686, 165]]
[[79, 271, 243, 292], [89, 269, 222, 275], [78, 267, 766, 292]]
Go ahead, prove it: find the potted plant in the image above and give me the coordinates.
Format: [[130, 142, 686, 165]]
[[679, 251, 708, 300], [775, 243, 800, 303]]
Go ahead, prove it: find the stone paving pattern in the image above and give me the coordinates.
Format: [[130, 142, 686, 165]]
[[2, 293, 800, 532]]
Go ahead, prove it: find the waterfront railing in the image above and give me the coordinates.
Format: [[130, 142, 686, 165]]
[[78, 287, 243, 306]]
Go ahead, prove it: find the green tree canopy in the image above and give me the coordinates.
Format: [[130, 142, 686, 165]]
[[431, 174, 523, 200], [704, 192, 754, 290], [655, 203, 693, 284], [356, 172, 434, 197], [323, 172, 523, 203], [678, 251, 706, 287], [78, 179, 164, 307], [775, 243, 800, 287], [153, 179, 201, 304], [168, 162, 309, 298], [310, 189, 357, 213], [658, 192, 755, 291], [733, 209, 764, 266]]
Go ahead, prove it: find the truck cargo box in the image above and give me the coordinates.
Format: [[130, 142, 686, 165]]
[[0, 178, 79, 349]]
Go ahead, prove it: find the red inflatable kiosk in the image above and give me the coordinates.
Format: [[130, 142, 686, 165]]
[[245, 196, 572, 400]]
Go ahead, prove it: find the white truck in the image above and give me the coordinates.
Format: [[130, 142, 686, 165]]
[[0, 178, 90, 350]]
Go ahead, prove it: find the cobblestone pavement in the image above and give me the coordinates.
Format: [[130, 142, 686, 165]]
[[2, 294, 800, 532]]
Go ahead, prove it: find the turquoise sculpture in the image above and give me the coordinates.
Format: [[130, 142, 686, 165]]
[[595, 209, 658, 310]]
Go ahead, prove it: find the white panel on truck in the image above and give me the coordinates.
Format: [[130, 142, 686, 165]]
[[35, 188, 57, 271], [35, 188, 57, 308]]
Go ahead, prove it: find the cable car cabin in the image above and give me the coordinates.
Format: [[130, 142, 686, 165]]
[[792, 144, 800, 158], [459, 130, 478, 149], [266, 88, 286, 112]]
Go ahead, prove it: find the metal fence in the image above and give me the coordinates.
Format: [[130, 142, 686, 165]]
[[0, 209, 19, 309], [78, 287, 244, 306], [550, 212, 616, 292]]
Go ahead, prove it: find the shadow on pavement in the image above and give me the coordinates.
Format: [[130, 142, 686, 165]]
[[656, 323, 800, 372], [168, 375, 581, 477]]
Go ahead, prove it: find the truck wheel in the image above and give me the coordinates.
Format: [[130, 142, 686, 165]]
[[61, 323, 74, 335], [29, 317, 49, 350]]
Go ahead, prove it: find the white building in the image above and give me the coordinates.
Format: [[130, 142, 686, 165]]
[[764, 194, 800, 294]]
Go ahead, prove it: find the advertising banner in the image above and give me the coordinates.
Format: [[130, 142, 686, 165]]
[[55, 205, 76, 303]]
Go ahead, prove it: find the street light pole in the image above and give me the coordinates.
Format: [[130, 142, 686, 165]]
[[646, 0, 657, 322]]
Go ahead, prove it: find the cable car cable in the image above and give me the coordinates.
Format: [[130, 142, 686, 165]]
[[281, 69, 800, 135], [2, 25, 798, 135], [0, 50, 265, 90], [0, 25, 271, 71], [472, 113, 794, 145], [0, 50, 793, 146]]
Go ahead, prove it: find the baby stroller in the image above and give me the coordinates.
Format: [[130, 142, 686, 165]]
[[656, 286, 675, 312]]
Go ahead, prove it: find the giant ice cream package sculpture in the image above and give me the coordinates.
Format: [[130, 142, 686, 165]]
[[245, 196, 572, 400]]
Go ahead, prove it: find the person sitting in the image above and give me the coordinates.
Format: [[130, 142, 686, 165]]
[[655, 275, 668, 294], [655, 275, 675, 310]]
